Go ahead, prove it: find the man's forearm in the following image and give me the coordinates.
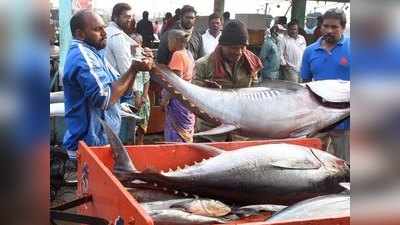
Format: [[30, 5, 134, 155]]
[[109, 69, 137, 105]]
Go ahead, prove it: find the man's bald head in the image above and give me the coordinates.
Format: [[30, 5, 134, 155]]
[[70, 9, 92, 37], [70, 10, 107, 49]]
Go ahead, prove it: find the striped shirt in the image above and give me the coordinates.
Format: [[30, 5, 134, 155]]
[[62, 39, 132, 153]]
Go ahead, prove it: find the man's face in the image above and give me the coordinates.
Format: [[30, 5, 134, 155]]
[[82, 13, 107, 50], [221, 45, 246, 64], [116, 10, 133, 33], [181, 12, 196, 29], [288, 24, 298, 38], [209, 18, 222, 34], [305, 18, 313, 29], [321, 18, 345, 44]]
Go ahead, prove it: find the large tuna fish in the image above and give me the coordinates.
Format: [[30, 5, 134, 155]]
[[125, 144, 349, 205], [267, 193, 350, 222], [100, 117, 349, 205], [150, 65, 350, 138]]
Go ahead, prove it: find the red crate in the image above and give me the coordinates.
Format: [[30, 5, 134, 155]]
[[76, 138, 349, 225]]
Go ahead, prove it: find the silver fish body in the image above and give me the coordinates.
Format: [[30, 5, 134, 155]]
[[267, 194, 350, 222], [129, 143, 349, 205], [151, 66, 349, 138]]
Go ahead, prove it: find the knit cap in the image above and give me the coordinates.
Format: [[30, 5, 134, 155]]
[[219, 19, 249, 45]]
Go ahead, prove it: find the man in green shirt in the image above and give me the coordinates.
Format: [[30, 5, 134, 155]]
[[259, 26, 282, 81]]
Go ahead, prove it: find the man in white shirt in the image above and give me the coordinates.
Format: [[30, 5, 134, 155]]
[[105, 3, 137, 75], [280, 20, 307, 82], [104, 3, 139, 143], [201, 13, 222, 55]]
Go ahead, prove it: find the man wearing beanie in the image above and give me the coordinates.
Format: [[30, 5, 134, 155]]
[[194, 19, 262, 88], [193, 19, 263, 141]]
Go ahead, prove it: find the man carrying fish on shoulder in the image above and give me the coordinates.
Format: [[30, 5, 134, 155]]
[[193, 20, 263, 142]]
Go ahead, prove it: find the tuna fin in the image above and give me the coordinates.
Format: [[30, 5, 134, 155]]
[[339, 182, 351, 195], [289, 124, 316, 138], [194, 124, 238, 136], [340, 182, 350, 190], [119, 103, 143, 120], [188, 144, 225, 157], [270, 159, 321, 170], [98, 117, 138, 180]]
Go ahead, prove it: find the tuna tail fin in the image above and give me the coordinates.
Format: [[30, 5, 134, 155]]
[[98, 117, 138, 179], [194, 124, 238, 136]]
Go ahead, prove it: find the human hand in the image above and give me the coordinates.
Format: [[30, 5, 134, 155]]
[[131, 57, 154, 72], [142, 47, 154, 58]]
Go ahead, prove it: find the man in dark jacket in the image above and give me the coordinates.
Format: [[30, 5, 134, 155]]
[[136, 11, 154, 48], [157, 5, 204, 64]]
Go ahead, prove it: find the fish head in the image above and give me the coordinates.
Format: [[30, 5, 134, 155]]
[[186, 199, 231, 217], [312, 149, 350, 182]]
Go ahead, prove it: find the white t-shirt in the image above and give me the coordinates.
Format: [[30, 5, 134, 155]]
[[201, 29, 221, 55], [280, 34, 307, 72], [105, 22, 138, 74]]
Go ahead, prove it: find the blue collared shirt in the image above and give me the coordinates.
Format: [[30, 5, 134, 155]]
[[301, 36, 350, 81], [301, 36, 350, 130], [63, 40, 132, 152]]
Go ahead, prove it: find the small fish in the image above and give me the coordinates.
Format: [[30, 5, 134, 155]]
[[232, 204, 287, 217], [170, 199, 231, 217], [148, 209, 226, 225]]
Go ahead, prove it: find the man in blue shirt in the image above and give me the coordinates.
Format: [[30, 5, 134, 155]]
[[63, 10, 153, 159], [300, 8, 350, 161]]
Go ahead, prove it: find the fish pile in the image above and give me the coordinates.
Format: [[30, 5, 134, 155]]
[[99, 119, 350, 224]]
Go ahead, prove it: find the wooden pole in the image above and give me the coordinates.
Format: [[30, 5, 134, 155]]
[[214, 0, 225, 16], [291, 0, 306, 28]]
